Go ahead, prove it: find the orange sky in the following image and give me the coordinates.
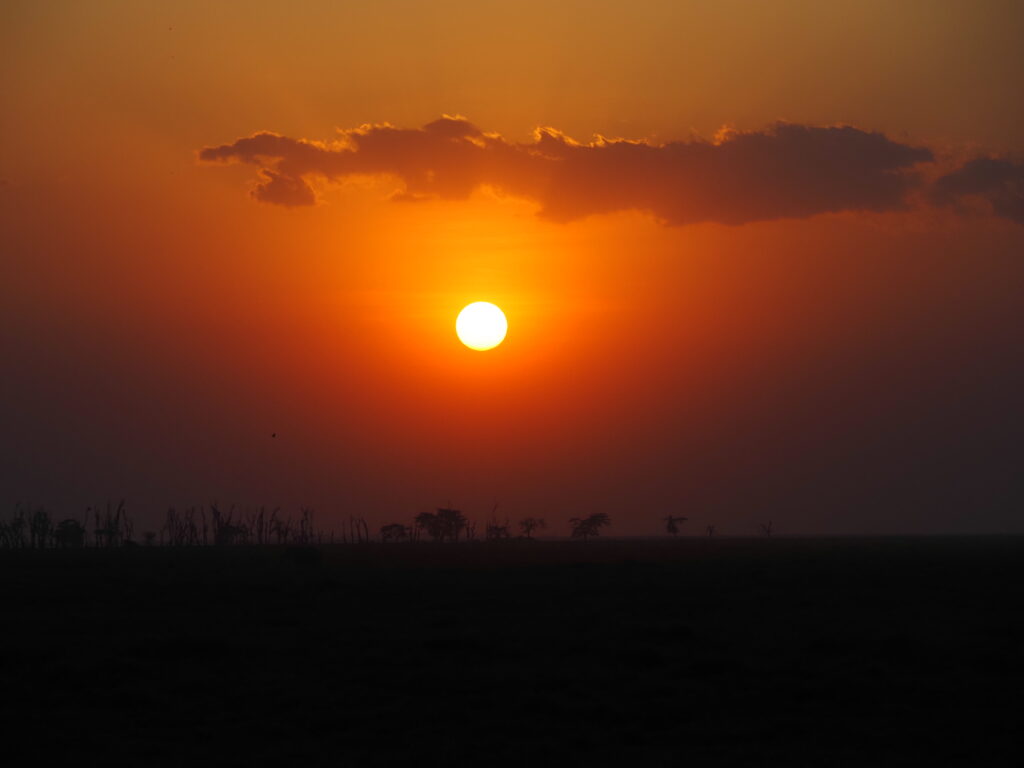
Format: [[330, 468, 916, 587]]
[[2, 1, 1023, 534]]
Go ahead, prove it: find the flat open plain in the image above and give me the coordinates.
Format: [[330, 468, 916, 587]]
[[2, 537, 1021, 765]]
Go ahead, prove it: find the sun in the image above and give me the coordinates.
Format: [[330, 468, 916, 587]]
[[456, 302, 508, 351]]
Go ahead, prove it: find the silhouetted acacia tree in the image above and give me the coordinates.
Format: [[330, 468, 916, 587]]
[[439, 507, 468, 542], [569, 513, 611, 542], [414, 511, 444, 542], [415, 508, 468, 542], [663, 515, 688, 537], [518, 517, 546, 539]]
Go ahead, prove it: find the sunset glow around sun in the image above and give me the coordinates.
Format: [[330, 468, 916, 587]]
[[6, 3, 1024, 758], [456, 302, 508, 351], [4, 0, 1024, 538]]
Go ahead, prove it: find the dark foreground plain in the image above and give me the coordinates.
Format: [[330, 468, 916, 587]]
[[2, 538, 1022, 766]]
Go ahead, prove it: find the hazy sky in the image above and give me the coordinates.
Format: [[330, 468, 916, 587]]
[[2, 1, 1023, 534]]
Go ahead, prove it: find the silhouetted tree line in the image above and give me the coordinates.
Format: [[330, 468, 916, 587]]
[[0, 502, 777, 550], [0, 502, 343, 550], [0, 502, 130, 549]]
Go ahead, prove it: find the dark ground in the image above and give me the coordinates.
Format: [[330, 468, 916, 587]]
[[2, 537, 1022, 766]]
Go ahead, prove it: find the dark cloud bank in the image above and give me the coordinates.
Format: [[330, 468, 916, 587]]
[[200, 116, 1022, 226]]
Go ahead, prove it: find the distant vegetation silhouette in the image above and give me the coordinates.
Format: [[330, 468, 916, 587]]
[[663, 515, 688, 537], [485, 517, 511, 541], [2, 502, 131, 549], [380, 523, 412, 543], [569, 513, 611, 542], [518, 517, 546, 539], [414, 507, 469, 543], [1, 501, 768, 550]]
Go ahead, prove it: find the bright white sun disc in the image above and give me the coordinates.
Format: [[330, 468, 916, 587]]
[[456, 302, 507, 351]]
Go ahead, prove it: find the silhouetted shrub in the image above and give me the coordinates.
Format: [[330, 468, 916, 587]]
[[569, 513, 611, 542]]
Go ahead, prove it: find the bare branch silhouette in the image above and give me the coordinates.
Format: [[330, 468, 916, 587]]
[[518, 517, 546, 540], [663, 515, 688, 537]]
